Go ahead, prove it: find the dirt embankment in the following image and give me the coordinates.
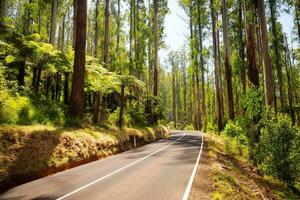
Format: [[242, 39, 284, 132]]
[[0, 125, 169, 192]]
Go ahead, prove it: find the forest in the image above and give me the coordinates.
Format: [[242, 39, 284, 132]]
[[0, 0, 300, 199]]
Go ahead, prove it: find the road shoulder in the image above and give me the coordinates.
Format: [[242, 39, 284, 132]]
[[189, 134, 213, 200]]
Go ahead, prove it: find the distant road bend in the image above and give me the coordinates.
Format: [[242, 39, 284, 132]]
[[0, 131, 204, 200]]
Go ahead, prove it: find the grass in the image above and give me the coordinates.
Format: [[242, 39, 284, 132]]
[[207, 132, 300, 200], [0, 124, 169, 190]]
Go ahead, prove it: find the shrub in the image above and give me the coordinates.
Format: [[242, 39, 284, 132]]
[[127, 106, 147, 126], [258, 110, 300, 186], [222, 120, 242, 138], [31, 98, 65, 126], [0, 95, 64, 126], [222, 120, 248, 145], [0, 95, 35, 124]]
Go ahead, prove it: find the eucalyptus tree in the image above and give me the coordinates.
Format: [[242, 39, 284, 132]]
[[269, 0, 285, 109], [221, 0, 235, 119], [68, 0, 87, 124], [211, 0, 223, 131], [256, 0, 276, 108]]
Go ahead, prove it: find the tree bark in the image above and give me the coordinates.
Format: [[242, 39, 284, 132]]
[[148, 0, 152, 92], [217, 28, 224, 116], [211, 0, 223, 131], [118, 85, 125, 128], [103, 0, 110, 69], [172, 64, 177, 127], [197, 0, 206, 128], [238, 0, 246, 94], [221, 0, 235, 120], [17, 61, 25, 87], [68, 0, 87, 123], [0, 0, 5, 23], [295, 0, 300, 42], [116, 0, 120, 54], [64, 72, 69, 104], [50, 0, 58, 46], [269, 0, 285, 109], [73, 0, 77, 48], [93, 0, 102, 124], [94, 0, 99, 59], [153, 0, 158, 97], [284, 35, 295, 123], [152, 0, 158, 124], [244, 0, 259, 87], [61, 14, 66, 51], [256, 0, 276, 108]]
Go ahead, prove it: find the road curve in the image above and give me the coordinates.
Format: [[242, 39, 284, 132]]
[[0, 131, 203, 200]]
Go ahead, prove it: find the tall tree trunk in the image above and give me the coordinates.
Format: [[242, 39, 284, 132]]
[[94, 0, 99, 59], [148, 0, 152, 92], [182, 52, 187, 121], [103, 0, 110, 69], [61, 15, 66, 51], [17, 61, 25, 87], [189, 4, 198, 130], [68, 0, 87, 123], [269, 0, 285, 109], [211, 0, 223, 131], [284, 35, 295, 123], [50, 0, 58, 46], [152, 0, 158, 124], [217, 28, 224, 116], [93, 0, 102, 124], [244, 0, 259, 87], [129, 0, 133, 75], [0, 0, 5, 23], [118, 85, 125, 128], [197, 0, 206, 128], [116, 0, 120, 54], [238, 0, 246, 94], [172, 66, 177, 127], [221, 0, 235, 119], [295, 0, 300, 42], [64, 72, 69, 104], [73, 0, 77, 48], [256, 0, 276, 108], [36, 65, 42, 94]]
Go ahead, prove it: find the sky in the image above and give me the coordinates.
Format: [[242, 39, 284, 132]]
[[159, 0, 188, 65], [159, 0, 296, 67]]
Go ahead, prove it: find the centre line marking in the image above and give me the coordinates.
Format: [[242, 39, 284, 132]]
[[56, 133, 186, 200]]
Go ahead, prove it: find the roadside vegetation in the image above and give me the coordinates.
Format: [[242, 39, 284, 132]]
[[208, 132, 300, 200], [207, 88, 300, 199]]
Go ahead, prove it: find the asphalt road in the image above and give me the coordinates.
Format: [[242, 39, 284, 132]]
[[0, 131, 203, 200]]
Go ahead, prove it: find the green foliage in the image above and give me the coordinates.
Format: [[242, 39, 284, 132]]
[[127, 106, 147, 126], [222, 120, 248, 145], [241, 88, 264, 122], [105, 108, 131, 128], [258, 110, 300, 186], [0, 93, 64, 126], [0, 93, 34, 124], [222, 120, 242, 138]]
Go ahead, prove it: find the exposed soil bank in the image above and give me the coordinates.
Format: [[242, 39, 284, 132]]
[[0, 125, 169, 192]]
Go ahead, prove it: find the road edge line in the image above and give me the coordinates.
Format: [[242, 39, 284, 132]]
[[56, 133, 186, 200], [182, 132, 204, 200]]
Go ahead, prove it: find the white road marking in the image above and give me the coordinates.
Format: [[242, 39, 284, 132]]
[[182, 132, 204, 200], [56, 133, 186, 200]]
